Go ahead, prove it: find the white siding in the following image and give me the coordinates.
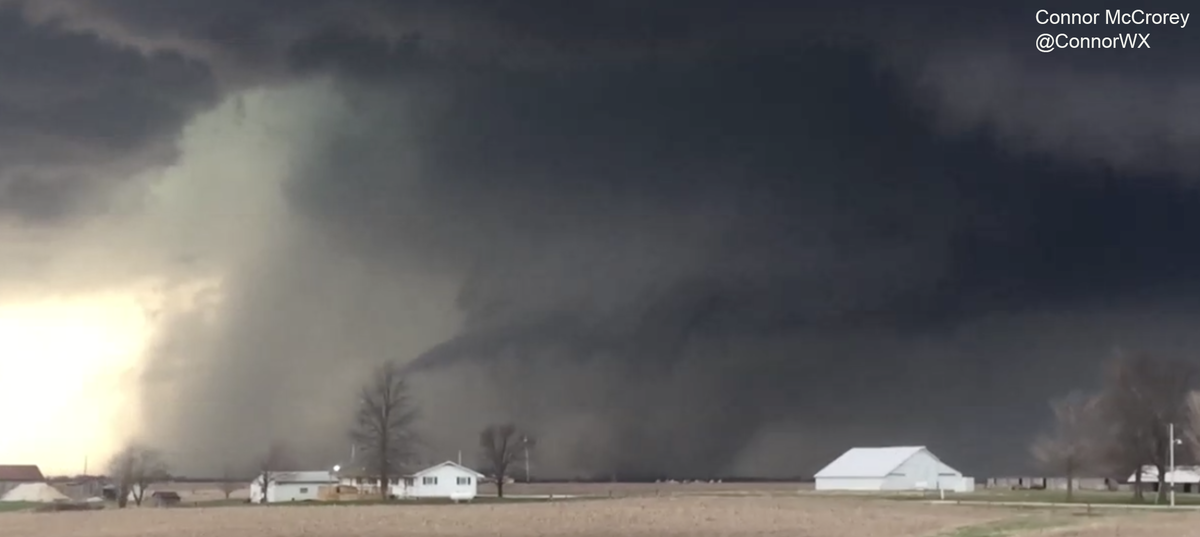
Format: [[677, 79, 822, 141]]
[[268, 482, 323, 502], [407, 465, 480, 499], [815, 477, 885, 491], [250, 472, 335, 503], [881, 450, 946, 490], [340, 477, 405, 498], [814, 446, 968, 492]]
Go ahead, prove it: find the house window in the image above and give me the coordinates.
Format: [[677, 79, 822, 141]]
[[422, 476, 438, 485], [299, 487, 309, 493], [457, 477, 472, 485]]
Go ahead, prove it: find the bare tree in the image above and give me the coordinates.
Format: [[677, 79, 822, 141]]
[[1030, 391, 1102, 502], [480, 424, 526, 498], [350, 360, 420, 501], [256, 442, 294, 504], [1094, 352, 1197, 503], [218, 464, 241, 500], [107, 444, 169, 508]]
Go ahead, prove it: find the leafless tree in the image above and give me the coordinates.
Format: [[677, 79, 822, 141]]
[[218, 464, 241, 500], [107, 444, 169, 508], [256, 441, 294, 504], [480, 424, 529, 498], [1030, 391, 1102, 502], [350, 360, 420, 500], [1094, 352, 1197, 503]]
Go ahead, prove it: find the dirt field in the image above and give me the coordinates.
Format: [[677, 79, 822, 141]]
[[4, 483, 1200, 536]]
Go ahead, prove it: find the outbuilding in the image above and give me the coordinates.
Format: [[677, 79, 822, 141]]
[[250, 471, 336, 503], [150, 490, 182, 507], [1126, 465, 1200, 493], [814, 446, 973, 492], [0, 465, 45, 497]]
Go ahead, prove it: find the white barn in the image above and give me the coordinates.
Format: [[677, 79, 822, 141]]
[[814, 446, 973, 492], [250, 471, 336, 503]]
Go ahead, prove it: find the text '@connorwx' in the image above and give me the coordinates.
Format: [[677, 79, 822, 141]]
[[1036, 33, 1149, 53]]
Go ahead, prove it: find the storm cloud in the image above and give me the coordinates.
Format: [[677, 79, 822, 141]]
[[8, 1, 1200, 477]]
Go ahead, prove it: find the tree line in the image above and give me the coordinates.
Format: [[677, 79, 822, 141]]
[[1031, 351, 1199, 502], [106, 359, 532, 506]]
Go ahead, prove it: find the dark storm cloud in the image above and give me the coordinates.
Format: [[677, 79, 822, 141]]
[[13, 1, 1200, 476], [275, 40, 1200, 476], [0, 3, 216, 223]]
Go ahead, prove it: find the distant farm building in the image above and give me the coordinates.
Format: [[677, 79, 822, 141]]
[[985, 476, 1120, 491], [814, 446, 974, 492], [250, 471, 336, 503], [1, 482, 70, 503], [150, 490, 182, 507], [1126, 465, 1200, 493], [48, 475, 109, 500], [0, 465, 45, 497]]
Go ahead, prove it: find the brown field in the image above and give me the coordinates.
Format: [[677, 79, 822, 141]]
[[3, 482, 1200, 536]]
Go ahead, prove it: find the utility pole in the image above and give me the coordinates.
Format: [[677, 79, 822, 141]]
[[523, 436, 531, 483], [1170, 423, 1181, 507]]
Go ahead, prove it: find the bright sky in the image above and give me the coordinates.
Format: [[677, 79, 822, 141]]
[[0, 295, 149, 475], [0, 81, 342, 476]]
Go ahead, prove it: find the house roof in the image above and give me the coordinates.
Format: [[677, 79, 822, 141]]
[[411, 461, 485, 478], [815, 446, 954, 478], [0, 465, 44, 482], [271, 471, 337, 484]]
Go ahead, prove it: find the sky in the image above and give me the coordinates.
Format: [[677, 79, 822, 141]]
[[3, 1, 1200, 478]]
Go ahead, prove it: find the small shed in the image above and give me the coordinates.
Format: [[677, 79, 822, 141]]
[[250, 471, 336, 503], [150, 490, 182, 507], [814, 446, 972, 492]]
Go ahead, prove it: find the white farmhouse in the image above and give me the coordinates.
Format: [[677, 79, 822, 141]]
[[814, 446, 973, 492], [250, 471, 336, 503], [339, 461, 484, 501], [403, 461, 484, 500]]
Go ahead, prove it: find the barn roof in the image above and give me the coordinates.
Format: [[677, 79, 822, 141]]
[[272, 471, 336, 484], [815, 446, 941, 478], [0, 465, 44, 482], [411, 461, 485, 478]]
